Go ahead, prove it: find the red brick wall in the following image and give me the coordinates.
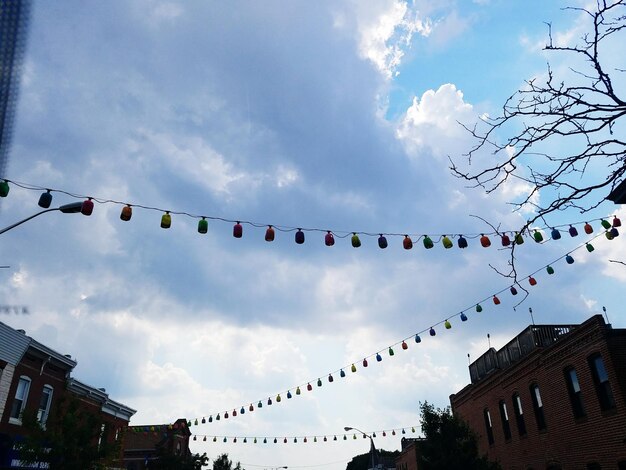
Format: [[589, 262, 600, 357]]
[[451, 316, 626, 469]]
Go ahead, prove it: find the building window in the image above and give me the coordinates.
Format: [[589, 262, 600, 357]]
[[530, 383, 546, 431], [564, 367, 585, 418], [499, 400, 512, 440], [512, 393, 527, 436], [37, 385, 54, 426], [9, 376, 31, 424], [483, 408, 494, 445], [97, 423, 106, 450], [588, 354, 615, 411]]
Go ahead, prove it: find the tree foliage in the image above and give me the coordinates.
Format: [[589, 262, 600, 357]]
[[212, 453, 242, 470], [346, 448, 400, 470], [148, 446, 209, 469], [16, 395, 121, 470], [451, 0, 626, 278], [418, 402, 501, 470]]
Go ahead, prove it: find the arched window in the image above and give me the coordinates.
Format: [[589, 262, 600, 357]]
[[588, 353, 615, 411], [564, 366, 585, 418], [9, 376, 31, 424], [483, 408, 495, 445], [530, 383, 546, 431], [512, 392, 526, 436], [37, 385, 54, 425], [499, 400, 511, 440]]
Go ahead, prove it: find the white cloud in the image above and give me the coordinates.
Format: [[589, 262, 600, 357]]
[[396, 83, 475, 157], [353, 0, 432, 79]]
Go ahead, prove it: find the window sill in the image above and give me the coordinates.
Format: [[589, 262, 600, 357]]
[[8, 417, 22, 426]]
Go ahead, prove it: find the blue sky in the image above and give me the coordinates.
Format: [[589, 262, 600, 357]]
[[1, 0, 625, 468]]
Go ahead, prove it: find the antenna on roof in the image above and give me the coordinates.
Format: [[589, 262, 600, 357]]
[[467, 353, 470, 365], [529, 307, 535, 326], [487, 333, 491, 349], [602, 306, 610, 324]]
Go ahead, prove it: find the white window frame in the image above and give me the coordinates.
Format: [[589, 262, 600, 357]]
[[9, 376, 31, 425], [37, 384, 54, 426]]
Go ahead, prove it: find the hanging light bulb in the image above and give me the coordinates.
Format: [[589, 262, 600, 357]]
[[294, 438, 298, 443], [324, 436, 328, 442], [0, 180, 9, 197], [569, 225, 578, 237], [566, 254, 575, 264], [258, 401, 263, 408], [333, 436, 338, 441], [476, 304, 483, 313], [340, 369, 346, 378], [402, 341, 408, 350], [203, 436, 207, 442], [415, 334, 421, 343], [403, 235, 413, 250], [457, 235, 468, 249], [213, 437, 217, 442], [372, 432, 377, 438], [160, 211, 171, 228], [314, 437, 317, 443], [224, 411, 229, 419], [445, 320, 452, 329], [601, 219, 612, 229], [510, 286, 518, 295], [551, 228, 561, 240], [241, 406, 246, 414], [376, 353, 382, 362], [249, 404, 254, 411], [501, 233, 511, 246], [460, 313, 468, 322], [216, 413, 220, 420], [611, 227, 619, 238], [529, 276, 537, 286], [295, 229, 305, 244], [351, 233, 361, 247], [232, 408, 237, 416], [265, 225, 275, 241], [423, 236, 434, 249], [586, 243, 595, 252], [411, 427, 415, 433], [117, 204, 132, 221], [328, 373, 334, 382], [243, 437, 247, 443], [233, 222, 243, 238], [201, 417, 206, 424], [208, 415, 213, 422], [304, 437, 307, 443], [307, 383, 313, 391], [81, 198, 94, 216], [378, 234, 388, 249], [363, 358, 368, 367], [287, 390, 292, 399], [606, 230, 615, 240], [325, 231, 335, 246], [254, 437, 257, 443], [263, 438, 267, 443], [493, 295, 501, 305], [353, 434, 357, 440], [533, 230, 544, 242], [267, 397, 272, 405], [442, 235, 453, 249], [388, 346, 395, 356], [514, 232, 524, 245], [584, 222, 593, 234], [276, 394, 281, 402], [317, 377, 323, 386], [38, 190, 52, 208], [196, 217, 208, 233], [343, 435, 347, 440], [613, 216, 622, 228], [382, 431, 387, 437], [351, 363, 357, 372], [392, 430, 396, 436], [429, 327, 436, 336], [402, 429, 406, 434], [296, 386, 301, 395], [546, 265, 555, 274], [480, 234, 491, 247]]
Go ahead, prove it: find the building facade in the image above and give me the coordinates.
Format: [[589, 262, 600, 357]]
[[0, 321, 135, 468], [395, 437, 423, 470], [450, 315, 626, 469], [123, 418, 191, 469]]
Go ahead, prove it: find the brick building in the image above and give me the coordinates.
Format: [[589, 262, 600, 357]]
[[122, 418, 191, 469], [450, 315, 626, 469], [394, 437, 423, 470], [0, 321, 135, 468]]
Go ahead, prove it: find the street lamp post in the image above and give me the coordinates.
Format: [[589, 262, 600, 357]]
[[345, 426, 378, 470], [0, 202, 83, 235]]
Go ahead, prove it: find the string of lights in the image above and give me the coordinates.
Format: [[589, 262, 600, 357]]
[[0, 177, 621, 246]]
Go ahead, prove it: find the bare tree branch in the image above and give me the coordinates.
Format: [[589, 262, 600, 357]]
[[451, 0, 626, 281]]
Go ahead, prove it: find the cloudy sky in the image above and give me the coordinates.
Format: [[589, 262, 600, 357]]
[[1, 0, 625, 468]]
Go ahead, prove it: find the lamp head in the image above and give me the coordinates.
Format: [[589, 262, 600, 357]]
[[59, 202, 84, 213], [344, 426, 353, 431]]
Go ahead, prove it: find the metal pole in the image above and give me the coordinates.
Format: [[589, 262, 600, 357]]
[[0, 202, 83, 235]]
